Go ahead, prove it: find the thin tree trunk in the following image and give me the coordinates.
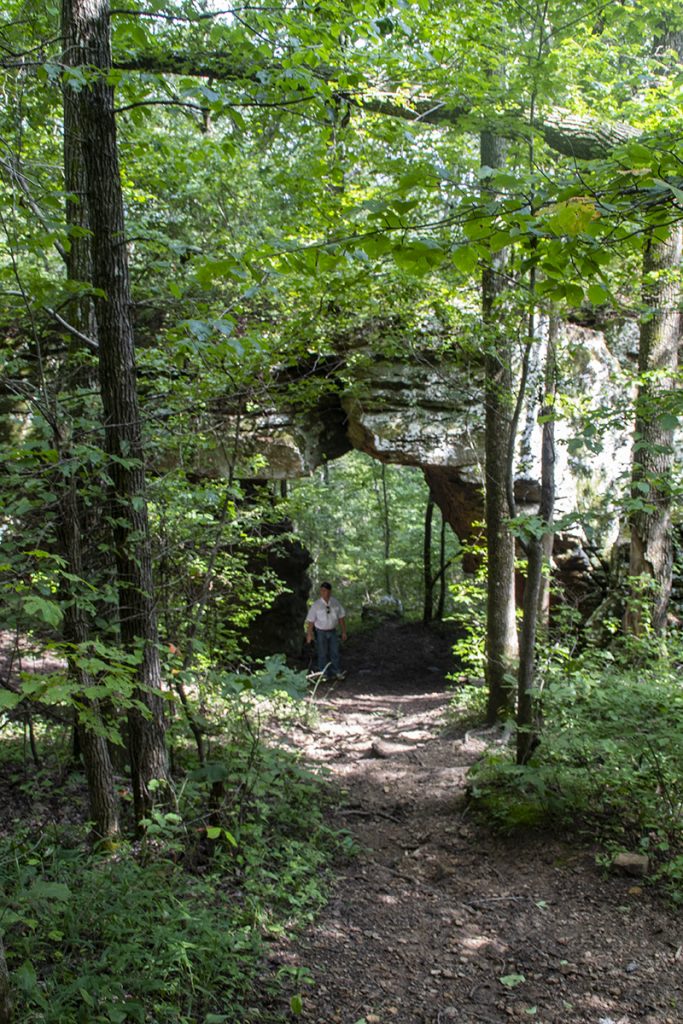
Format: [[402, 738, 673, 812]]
[[373, 462, 392, 594], [62, 0, 97, 346], [481, 130, 518, 724], [423, 491, 435, 623], [56, 470, 120, 838], [436, 513, 447, 621], [625, 29, 683, 633], [626, 226, 682, 634], [67, 0, 169, 823], [516, 321, 557, 765]]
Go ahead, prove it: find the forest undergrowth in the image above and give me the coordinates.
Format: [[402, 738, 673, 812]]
[[2, 619, 683, 1023], [0, 680, 346, 1024]]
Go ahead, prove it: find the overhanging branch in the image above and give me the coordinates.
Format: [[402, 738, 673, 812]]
[[113, 50, 640, 160]]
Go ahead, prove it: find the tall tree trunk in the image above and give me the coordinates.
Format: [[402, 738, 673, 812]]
[[423, 491, 435, 623], [57, 2, 120, 840], [436, 513, 447, 621], [374, 462, 392, 594], [67, 0, 169, 823], [626, 30, 683, 633], [516, 321, 557, 764], [625, 226, 681, 633], [62, 0, 97, 346], [481, 130, 518, 724]]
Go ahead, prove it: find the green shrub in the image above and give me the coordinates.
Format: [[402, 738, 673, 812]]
[[468, 637, 683, 899], [1, 705, 339, 1023]]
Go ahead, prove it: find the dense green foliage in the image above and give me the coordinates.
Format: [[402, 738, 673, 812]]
[[1, 683, 341, 1023], [2, 0, 683, 1017], [466, 629, 683, 900], [288, 451, 460, 619]]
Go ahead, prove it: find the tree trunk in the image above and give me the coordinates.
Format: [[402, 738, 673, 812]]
[[373, 462, 392, 594], [62, 0, 97, 346], [625, 225, 682, 633], [423, 491, 435, 623], [57, 1, 120, 840], [516, 321, 557, 764], [67, 0, 169, 823], [625, 29, 683, 634], [481, 130, 518, 724], [436, 513, 447, 621]]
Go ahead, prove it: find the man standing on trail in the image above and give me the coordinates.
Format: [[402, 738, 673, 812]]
[[305, 581, 347, 681]]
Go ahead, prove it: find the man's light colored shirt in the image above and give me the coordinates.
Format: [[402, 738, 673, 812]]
[[306, 596, 346, 630]]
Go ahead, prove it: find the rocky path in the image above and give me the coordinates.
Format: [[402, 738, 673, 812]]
[[265, 622, 683, 1024]]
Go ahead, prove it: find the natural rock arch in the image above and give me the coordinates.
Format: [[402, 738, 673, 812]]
[[201, 320, 631, 552], [191, 318, 634, 657]]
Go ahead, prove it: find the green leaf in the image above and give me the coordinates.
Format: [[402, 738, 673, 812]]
[[290, 993, 304, 1014], [489, 230, 510, 253], [79, 987, 95, 1007], [393, 239, 444, 275], [22, 596, 63, 627], [29, 881, 72, 902], [359, 234, 393, 258], [624, 142, 654, 167], [15, 961, 38, 994], [588, 283, 608, 305], [452, 245, 478, 273], [500, 973, 526, 989], [195, 256, 247, 288], [565, 283, 584, 306], [464, 217, 492, 241], [545, 198, 598, 236]]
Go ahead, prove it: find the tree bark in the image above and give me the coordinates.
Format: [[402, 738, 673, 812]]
[[423, 491, 435, 624], [58, 0, 120, 840], [481, 130, 518, 724], [436, 513, 447, 621], [625, 28, 682, 635], [67, 0, 169, 823], [56, 469, 120, 838], [373, 462, 392, 594], [62, 0, 97, 345], [625, 225, 682, 633], [516, 321, 557, 764]]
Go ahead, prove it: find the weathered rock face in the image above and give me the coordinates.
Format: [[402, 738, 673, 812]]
[[343, 360, 483, 471]]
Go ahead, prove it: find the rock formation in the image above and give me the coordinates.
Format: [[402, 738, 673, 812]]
[[204, 320, 633, 557]]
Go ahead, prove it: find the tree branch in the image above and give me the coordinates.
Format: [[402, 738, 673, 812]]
[[112, 51, 640, 159]]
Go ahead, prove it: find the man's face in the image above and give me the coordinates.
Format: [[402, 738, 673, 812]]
[[320, 586, 331, 601]]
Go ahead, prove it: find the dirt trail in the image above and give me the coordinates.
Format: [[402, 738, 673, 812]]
[[266, 621, 683, 1024]]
